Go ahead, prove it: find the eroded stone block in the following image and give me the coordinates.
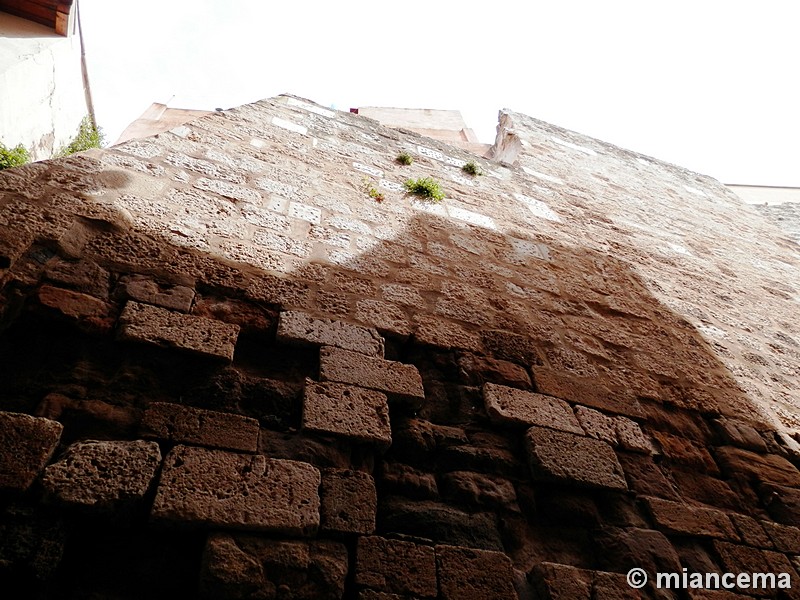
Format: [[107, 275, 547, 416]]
[[0, 411, 63, 492], [200, 533, 347, 600], [356, 535, 437, 598], [41, 440, 161, 511], [302, 380, 391, 449], [141, 402, 259, 452], [435, 544, 517, 600], [120, 275, 195, 312], [118, 300, 239, 361], [483, 382, 583, 433], [642, 497, 738, 540], [151, 445, 320, 535], [319, 346, 424, 406], [525, 426, 627, 490], [320, 468, 377, 535], [278, 310, 384, 356]]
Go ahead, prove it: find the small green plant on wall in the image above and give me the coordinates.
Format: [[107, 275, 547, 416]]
[[403, 177, 445, 202], [462, 160, 483, 176], [361, 176, 384, 202], [55, 116, 105, 157], [396, 151, 414, 165], [0, 143, 30, 170]]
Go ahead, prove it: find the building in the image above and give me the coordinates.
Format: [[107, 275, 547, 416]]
[[1, 94, 799, 598], [0, 0, 92, 160]]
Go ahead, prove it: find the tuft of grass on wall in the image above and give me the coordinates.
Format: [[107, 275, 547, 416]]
[[55, 116, 105, 157], [403, 177, 445, 202]]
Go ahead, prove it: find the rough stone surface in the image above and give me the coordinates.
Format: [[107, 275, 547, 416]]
[[41, 440, 161, 511], [435, 545, 517, 600], [0, 411, 63, 492], [482, 382, 583, 432], [320, 468, 377, 535], [3, 94, 800, 597], [151, 445, 320, 535], [141, 402, 260, 452], [525, 425, 627, 490], [120, 275, 195, 312], [302, 379, 391, 449], [642, 496, 739, 540], [574, 405, 617, 444], [356, 535, 437, 598], [319, 346, 424, 405], [200, 533, 348, 600], [278, 310, 385, 356], [716, 446, 800, 487], [118, 300, 240, 361]]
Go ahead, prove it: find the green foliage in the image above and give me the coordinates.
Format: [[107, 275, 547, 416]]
[[462, 160, 483, 176], [56, 116, 105, 157], [0, 143, 30, 170], [361, 176, 384, 202], [396, 151, 414, 165], [403, 177, 445, 202]]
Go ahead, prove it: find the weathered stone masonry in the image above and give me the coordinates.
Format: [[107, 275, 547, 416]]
[[1, 94, 799, 598]]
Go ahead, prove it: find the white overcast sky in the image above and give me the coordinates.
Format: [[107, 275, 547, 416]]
[[80, 0, 799, 186]]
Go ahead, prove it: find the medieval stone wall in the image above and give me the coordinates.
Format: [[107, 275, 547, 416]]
[[1, 94, 799, 598]]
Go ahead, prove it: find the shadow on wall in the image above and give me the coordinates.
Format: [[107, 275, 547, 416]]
[[0, 151, 797, 597]]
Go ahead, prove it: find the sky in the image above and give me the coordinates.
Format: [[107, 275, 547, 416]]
[[79, 0, 800, 186]]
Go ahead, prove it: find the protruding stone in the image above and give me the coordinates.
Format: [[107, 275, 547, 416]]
[[0, 411, 63, 492], [615, 416, 654, 454], [436, 545, 517, 600], [120, 275, 195, 312], [319, 346, 424, 406], [525, 426, 627, 491], [118, 301, 240, 361], [302, 380, 391, 449], [574, 405, 617, 444], [716, 446, 800, 487], [41, 440, 161, 511], [152, 445, 320, 535], [278, 310, 384, 356], [320, 468, 377, 535], [141, 402, 259, 452], [642, 497, 738, 540], [532, 366, 644, 418], [356, 535, 437, 598], [200, 533, 348, 600], [483, 382, 583, 433]]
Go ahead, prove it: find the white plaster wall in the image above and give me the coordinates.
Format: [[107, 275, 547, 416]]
[[0, 12, 88, 161]]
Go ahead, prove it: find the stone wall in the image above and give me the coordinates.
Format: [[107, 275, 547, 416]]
[[1, 94, 799, 598]]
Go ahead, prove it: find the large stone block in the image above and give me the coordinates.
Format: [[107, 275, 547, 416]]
[[525, 426, 627, 491], [302, 380, 391, 449], [378, 496, 504, 551], [319, 346, 424, 405], [200, 533, 348, 600], [151, 445, 320, 535], [120, 274, 195, 312], [642, 497, 738, 540], [278, 310, 384, 356], [0, 411, 63, 492], [0, 505, 66, 582], [141, 402, 260, 452], [483, 382, 583, 433], [41, 440, 161, 511], [716, 446, 800, 487], [435, 545, 517, 600], [320, 468, 377, 535], [356, 535, 437, 598], [118, 301, 240, 361], [532, 366, 644, 418]]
